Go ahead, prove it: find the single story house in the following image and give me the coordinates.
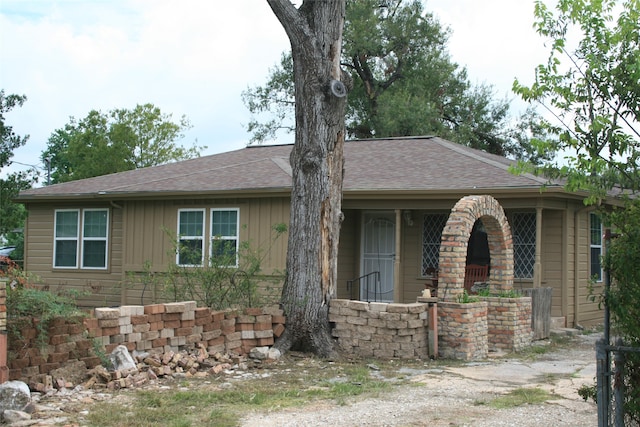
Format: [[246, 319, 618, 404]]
[[16, 136, 613, 327]]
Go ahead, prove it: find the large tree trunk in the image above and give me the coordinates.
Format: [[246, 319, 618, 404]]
[[267, 0, 347, 357]]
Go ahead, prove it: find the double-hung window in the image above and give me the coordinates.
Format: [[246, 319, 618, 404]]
[[211, 208, 239, 267], [54, 209, 109, 269], [177, 209, 205, 266], [590, 212, 603, 282], [176, 208, 239, 267]]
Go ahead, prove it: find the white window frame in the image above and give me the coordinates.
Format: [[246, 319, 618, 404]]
[[590, 212, 603, 282], [53, 208, 109, 270], [54, 209, 80, 269], [210, 208, 240, 268], [81, 208, 109, 270], [176, 208, 206, 267]]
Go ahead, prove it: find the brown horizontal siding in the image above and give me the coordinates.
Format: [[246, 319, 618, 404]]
[[337, 210, 357, 299], [578, 281, 605, 326], [119, 198, 290, 306], [401, 216, 423, 303], [23, 204, 124, 308], [542, 210, 564, 318]]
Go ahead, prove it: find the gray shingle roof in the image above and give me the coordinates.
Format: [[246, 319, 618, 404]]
[[18, 136, 556, 200]]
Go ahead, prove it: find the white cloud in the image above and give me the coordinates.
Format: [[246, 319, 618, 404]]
[[1, 0, 548, 179]]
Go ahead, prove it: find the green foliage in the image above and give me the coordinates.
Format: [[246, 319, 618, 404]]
[[243, 0, 550, 163], [578, 383, 597, 403], [515, 3, 640, 417], [476, 288, 491, 297], [602, 199, 640, 423], [604, 201, 640, 341], [512, 0, 640, 201], [42, 103, 205, 183], [91, 337, 114, 370], [84, 359, 390, 426], [0, 89, 28, 168], [495, 289, 523, 299], [487, 387, 552, 409], [6, 281, 84, 348], [134, 223, 287, 310], [0, 174, 31, 237], [457, 290, 479, 304], [0, 90, 36, 237]]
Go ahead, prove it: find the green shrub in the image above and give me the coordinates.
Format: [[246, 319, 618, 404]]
[[602, 199, 640, 424], [5, 281, 84, 347], [132, 223, 287, 310]]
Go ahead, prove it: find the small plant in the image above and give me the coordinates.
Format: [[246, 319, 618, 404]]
[[476, 287, 491, 297], [90, 336, 114, 370], [457, 290, 479, 303], [497, 289, 523, 298], [577, 383, 597, 403]]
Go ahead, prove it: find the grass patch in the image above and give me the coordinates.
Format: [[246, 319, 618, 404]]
[[488, 387, 552, 409], [83, 361, 393, 426]]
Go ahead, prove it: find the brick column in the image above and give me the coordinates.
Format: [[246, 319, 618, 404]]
[[438, 301, 488, 360], [0, 278, 8, 383]]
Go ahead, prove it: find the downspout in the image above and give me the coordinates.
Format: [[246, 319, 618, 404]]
[[394, 209, 402, 303]]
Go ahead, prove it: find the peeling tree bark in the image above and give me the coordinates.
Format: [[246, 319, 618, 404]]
[[267, 0, 347, 357]]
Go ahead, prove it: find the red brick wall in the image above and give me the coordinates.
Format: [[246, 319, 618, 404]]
[[8, 301, 285, 385]]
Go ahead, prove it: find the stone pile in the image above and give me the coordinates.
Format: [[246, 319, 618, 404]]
[[28, 343, 281, 393], [329, 299, 430, 359]]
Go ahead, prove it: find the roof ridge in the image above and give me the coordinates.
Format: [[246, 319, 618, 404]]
[[270, 157, 292, 177], [103, 155, 279, 192], [432, 138, 551, 186]]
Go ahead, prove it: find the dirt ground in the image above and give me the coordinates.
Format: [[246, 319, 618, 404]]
[[240, 332, 599, 427], [25, 332, 599, 426]]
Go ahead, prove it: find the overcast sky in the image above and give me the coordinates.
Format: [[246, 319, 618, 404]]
[[1, 0, 549, 181]]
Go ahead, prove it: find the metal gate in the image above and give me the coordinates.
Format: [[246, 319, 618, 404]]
[[596, 338, 640, 426]]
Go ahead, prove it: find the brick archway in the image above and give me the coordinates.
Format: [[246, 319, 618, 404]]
[[438, 195, 513, 301]]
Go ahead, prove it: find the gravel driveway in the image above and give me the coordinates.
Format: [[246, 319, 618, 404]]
[[241, 332, 599, 427]]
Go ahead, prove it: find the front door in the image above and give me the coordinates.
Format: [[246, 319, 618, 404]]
[[361, 212, 395, 302]]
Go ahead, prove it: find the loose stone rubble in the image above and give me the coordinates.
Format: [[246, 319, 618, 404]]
[[31, 343, 279, 393], [2, 344, 281, 425]]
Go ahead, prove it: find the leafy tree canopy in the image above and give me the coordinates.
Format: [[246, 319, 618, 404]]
[[0, 90, 28, 170], [513, 0, 640, 202], [514, 1, 640, 420], [42, 103, 204, 183], [0, 89, 33, 239], [244, 0, 551, 163]]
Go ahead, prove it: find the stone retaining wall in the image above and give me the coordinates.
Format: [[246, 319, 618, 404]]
[[8, 302, 285, 384], [0, 278, 7, 383], [438, 301, 488, 360], [329, 299, 430, 359], [482, 296, 533, 352]]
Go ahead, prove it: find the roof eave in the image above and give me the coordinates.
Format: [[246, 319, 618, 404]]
[[15, 187, 293, 203]]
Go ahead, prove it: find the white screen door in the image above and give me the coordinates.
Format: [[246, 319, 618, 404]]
[[361, 212, 395, 302]]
